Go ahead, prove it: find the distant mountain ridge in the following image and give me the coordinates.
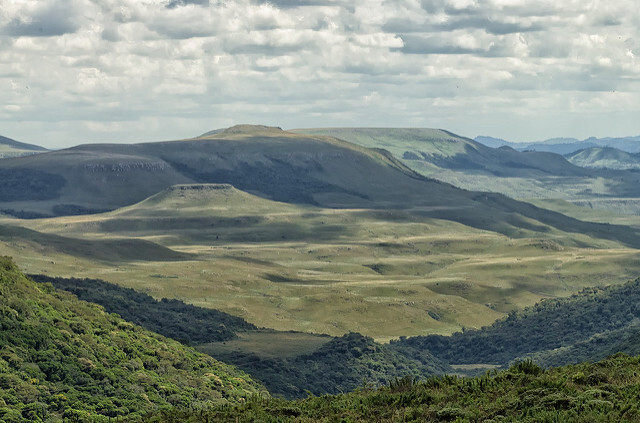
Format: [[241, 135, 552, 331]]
[[475, 134, 640, 154], [297, 128, 640, 215]]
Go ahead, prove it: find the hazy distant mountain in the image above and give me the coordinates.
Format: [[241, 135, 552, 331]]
[[0, 134, 47, 158], [475, 135, 640, 155], [473, 136, 514, 148]]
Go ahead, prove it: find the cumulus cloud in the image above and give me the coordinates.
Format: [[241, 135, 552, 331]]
[[0, 0, 638, 147], [1, 0, 81, 37]]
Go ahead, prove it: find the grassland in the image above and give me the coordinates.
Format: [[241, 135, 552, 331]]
[[2, 184, 640, 342]]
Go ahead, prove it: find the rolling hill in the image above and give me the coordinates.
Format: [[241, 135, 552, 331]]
[[3, 125, 640, 342], [3, 125, 640, 247], [29, 273, 449, 399], [565, 147, 640, 170], [0, 257, 262, 421], [391, 276, 640, 373], [4, 182, 640, 342], [295, 128, 640, 214], [0, 135, 47, 158], [0, 125, 464, 217]]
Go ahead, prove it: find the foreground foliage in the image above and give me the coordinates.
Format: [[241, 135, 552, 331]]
[[393, 277, 640, 369], [209, 332, 449, 399], [29, 274, 257, 344], [32, 274, 447, 399], [0, 257, 262, 422], [147, 353, 640, 422]]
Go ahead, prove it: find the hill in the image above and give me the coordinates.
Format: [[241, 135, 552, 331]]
[[151, 354, 640, 422], [391, 276, 640, 373], [4, 181, 640, 341], [0, 125, 466, 217], [295, 128, 640, 214], [3, 125, 640, 247], [0, 135, 47, 158], [565, 147, 640, 170], [30, 274, 449, 399], [295, 128, 589, 178], [0, 257, 262, 421]]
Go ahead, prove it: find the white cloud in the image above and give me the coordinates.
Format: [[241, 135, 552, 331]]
[[0, 0, 638, 147]]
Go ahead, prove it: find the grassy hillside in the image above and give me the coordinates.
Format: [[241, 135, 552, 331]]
[[3, 184, 640, 342], [294, 128, 587, 178], [0, 135, 46, 159], [30, 274, 448, 399], [150, 354, 640, 422], [392, 277, 640, 372], [566, 147, 640, 170], [0, 257, 262, 421], [295, 128, 640, 214]]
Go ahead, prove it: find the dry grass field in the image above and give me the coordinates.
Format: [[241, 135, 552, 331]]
[[2, 184, 640, 342]]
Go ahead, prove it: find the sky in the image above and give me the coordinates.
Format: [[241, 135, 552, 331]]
[[1, 0, 639, 149]]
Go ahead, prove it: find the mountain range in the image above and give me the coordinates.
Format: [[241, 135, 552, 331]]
[[475, 134, 640, 154], [2, 125, 639, 247], [298, 128, 640, 215]]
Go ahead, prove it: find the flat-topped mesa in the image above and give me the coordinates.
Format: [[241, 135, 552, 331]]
[[166, 183, 235, 192], [219, 124, 285, 136]]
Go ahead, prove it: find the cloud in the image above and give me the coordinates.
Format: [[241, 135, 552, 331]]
[[166, 0, 210, 8], [0, 0, 638, 148], [1, 0, 81, 37]]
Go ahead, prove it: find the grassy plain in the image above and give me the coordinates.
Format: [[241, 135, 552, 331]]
[[2, 184, 640, 342]]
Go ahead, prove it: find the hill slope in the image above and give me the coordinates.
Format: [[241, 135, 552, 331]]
[[0, 257, 262, 421], [566, 147, 640, 170], [3, 126, 640, 248], [0, 125, 460, 216], [30, 273, 449, 399], [296, 128, 640, 214], [295, 128, 588, 178], [153, 354, 640, 422], [0, 135, 47, 158], [391, 276, 640, 371]]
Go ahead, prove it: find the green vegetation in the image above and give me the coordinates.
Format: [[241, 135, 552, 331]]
[[148, 354, 640, 422], [0, 257, 262, 421], [566, 147, 640, 170], [29, 274, 257, 344], [392, 277, 640, 371], [29, 273, 447, 399], [202, 332, 448, 399], [3, 183, 640, 342]]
